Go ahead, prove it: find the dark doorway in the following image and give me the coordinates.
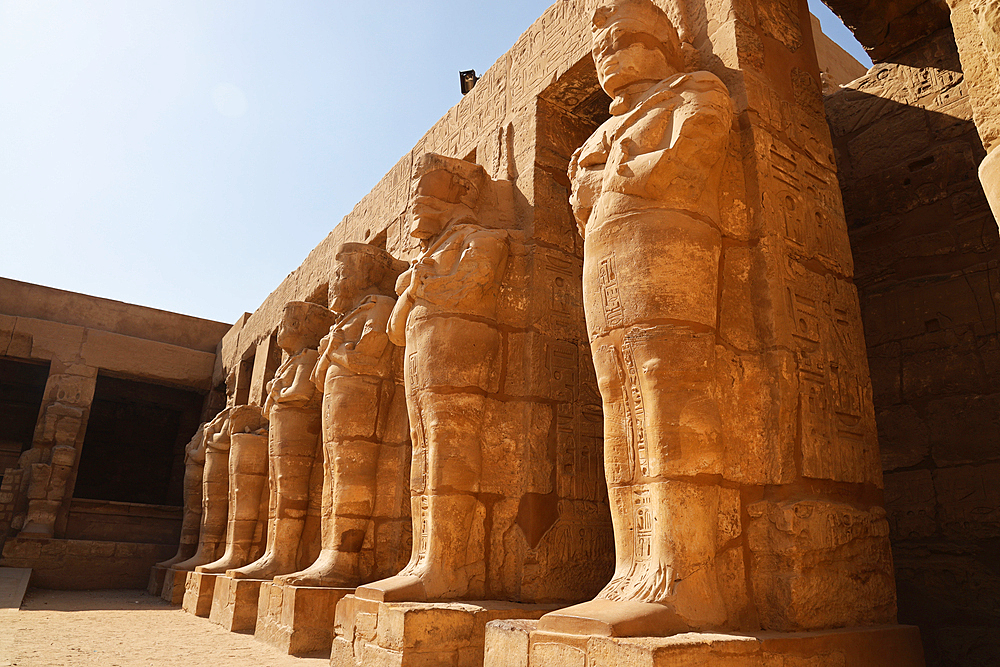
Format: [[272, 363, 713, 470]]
[[74, 374, 204, 506], [0, 357, 50, 470]]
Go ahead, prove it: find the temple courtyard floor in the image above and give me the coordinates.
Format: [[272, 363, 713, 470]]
[[1, 589, 327, 666]]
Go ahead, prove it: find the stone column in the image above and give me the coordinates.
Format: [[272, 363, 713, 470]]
[[947, 0, 1000, 220], [18, 365, 97, 539]]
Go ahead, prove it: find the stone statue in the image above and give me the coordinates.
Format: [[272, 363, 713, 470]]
[[173, 403, 236, 572], [155, 422, 208, 568], [230, 301, 337, 580], [195, 404, 268, 574], [276, 243, 407, 587], [357, 153, 511, 602], [538, 0, 736, 636]]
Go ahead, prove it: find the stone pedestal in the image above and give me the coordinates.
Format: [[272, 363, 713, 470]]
[[181, 571, 219, 618], [980, 148, 1000, 224], [159, 568, 187, 605], [254, 581, 352, 656], [147, 565, 167, 596], [209, 575, 266, 633], [331, 595, 561, 667], [483, 621, 926, 667]]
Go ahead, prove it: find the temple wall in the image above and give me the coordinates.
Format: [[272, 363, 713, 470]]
[[826, 27, 1000, 665], [0, 278, 228, 583]]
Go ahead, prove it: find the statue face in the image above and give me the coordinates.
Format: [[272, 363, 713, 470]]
[[277, 309, 305, 351], [329, 256, 365, 314], [593, 24, 672, 95], [409, 168, 465, 244]]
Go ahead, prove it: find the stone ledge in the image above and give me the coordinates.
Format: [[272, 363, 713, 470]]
[[332, 595, 563, 667], [484, 622, 925, 667]]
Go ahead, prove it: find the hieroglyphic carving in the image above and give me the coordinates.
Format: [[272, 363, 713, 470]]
[[762, 132, 853, 276], [781, 255, 880, 485]]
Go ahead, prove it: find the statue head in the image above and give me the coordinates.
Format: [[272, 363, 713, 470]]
[[277, 301, 338, 353], [408, 153, 487, 247], [224, 369, 238, 407], [591, 0, 684, 99], [329, 243, 406, 314]]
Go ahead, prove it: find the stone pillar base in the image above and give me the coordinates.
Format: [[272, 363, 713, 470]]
[[209, 575, 266, 633], [147, 565, 167, 596], [483, 621, 925, 667], [331, 595, 562, 667], [159, 569, 187, 605], [980, 148, 1000, 225], [254, 581, 353, 656], [182, 571, 219, 617]]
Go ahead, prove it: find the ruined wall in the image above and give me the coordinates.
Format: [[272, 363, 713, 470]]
[[826, 27, 1000, 666]]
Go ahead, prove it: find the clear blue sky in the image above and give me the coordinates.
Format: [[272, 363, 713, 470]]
[[0, 0, 870, 325]]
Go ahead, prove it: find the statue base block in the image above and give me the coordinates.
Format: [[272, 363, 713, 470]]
[[331, 595, 561, 667], [254, 581, 353, 656], [182, 571, 219, 617], [159, 568, 187, 604], [147, 565, 167, 596], [209, 575, 266, 633], [483, 621, 925, 667]]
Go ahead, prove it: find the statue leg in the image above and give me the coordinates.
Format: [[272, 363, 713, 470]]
[[277, 437, 378, 586], [157, 461, 204, 568], [357, 390, 486, 602], [276, 375, 382, 587], [232, 407, 320, 580], [173, 447, 229, 571], [197, 433, 269, 574]]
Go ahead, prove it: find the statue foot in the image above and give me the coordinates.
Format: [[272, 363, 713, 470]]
[[195, 551, 249, 575], [537, 599, 690, 637], [356, 574, 427, 602], [356, 560, 484, 602], [172, 547, 221, 573], [228, 552, 296, 580], [273, 550, 358, 588]]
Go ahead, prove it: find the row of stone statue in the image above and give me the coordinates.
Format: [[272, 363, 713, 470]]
[[158, 0, 874, 639], [157, 151, 514, 603]]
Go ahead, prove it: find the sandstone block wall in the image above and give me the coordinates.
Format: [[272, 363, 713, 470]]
[[826, 26, 1000, 667]]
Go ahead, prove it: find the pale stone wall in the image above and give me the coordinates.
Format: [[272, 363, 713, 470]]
[[826, 27, 1000, 666]]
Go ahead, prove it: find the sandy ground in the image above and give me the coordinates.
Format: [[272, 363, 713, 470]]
[[1, 589, 330, 667]]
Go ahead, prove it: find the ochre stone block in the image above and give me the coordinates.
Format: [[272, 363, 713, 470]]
[[181, 571, 218, 618], [209, 575, 265, 633], [254, 581, 352, 656], [160, 568, 187, 605], [332, 594, 558, 667], [146, 565, 167, 596]]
